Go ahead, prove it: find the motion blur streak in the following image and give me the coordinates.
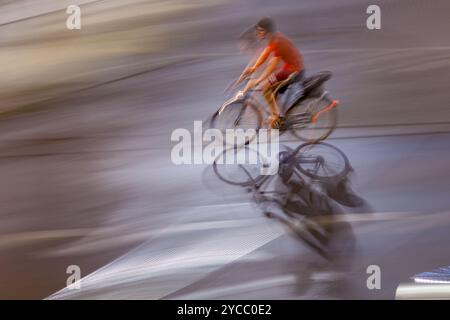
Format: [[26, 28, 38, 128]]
[[2, 0, 450, 299]]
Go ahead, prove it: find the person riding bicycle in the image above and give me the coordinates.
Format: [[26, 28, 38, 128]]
[[240, 17, 305, 128]]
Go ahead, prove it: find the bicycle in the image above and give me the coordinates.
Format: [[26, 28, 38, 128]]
[[209, 71, 339, 146]]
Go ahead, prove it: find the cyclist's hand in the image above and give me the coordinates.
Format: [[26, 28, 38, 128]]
[[228, 68, 253, 92]]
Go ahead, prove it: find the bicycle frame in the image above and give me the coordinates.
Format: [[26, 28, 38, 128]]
[[219, 73, 299, 116], [218, 83, 261, 116]]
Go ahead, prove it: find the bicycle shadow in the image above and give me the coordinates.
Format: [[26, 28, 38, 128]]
[[202, 141, 373, 297]]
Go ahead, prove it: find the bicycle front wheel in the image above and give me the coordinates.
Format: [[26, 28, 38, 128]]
[[210, 101, 262, 147]]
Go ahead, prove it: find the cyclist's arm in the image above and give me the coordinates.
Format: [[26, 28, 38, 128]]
[[239, 47, 273, 86], [249, 46, 272, 72], [255, 56, 281, 85]]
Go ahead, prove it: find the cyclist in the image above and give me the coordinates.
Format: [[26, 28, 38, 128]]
[[240, 17, 305, 128]]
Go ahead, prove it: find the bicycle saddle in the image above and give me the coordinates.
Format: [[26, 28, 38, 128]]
[[302, 71, 333, 96], [277, 71, 332, 96]]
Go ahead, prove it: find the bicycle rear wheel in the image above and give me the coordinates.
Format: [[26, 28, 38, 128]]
[[210, 101, 262, 147], [294, 142, 351, 180], [288, 96, 337, 143]]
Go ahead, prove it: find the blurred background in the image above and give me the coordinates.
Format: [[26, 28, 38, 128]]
[[1, 0, 450, 299]]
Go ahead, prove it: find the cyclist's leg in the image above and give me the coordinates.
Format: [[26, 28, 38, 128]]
[[262, 82, 279, 117], [243, 78, 258, 93], [262, 70, 293, 127], [261, 85, 280, 128]]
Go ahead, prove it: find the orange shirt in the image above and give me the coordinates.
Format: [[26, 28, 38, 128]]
[[268, 32, 304, 72]]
